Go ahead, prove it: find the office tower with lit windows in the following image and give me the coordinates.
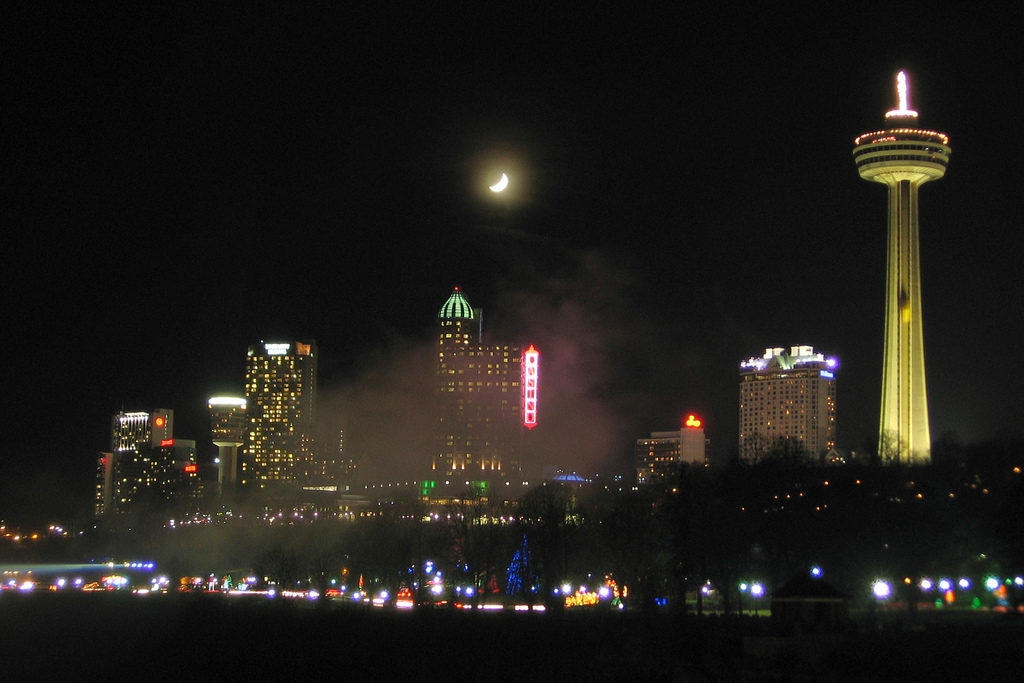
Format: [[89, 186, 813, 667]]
[[435, 287, 523, 473], [95, 409, 196, 515], [738, 346, 837, 463], [244, 341, 321, 489], [636, 414, 710, 484], [208, 396, 246, 490], [853, 71, 949, 465]]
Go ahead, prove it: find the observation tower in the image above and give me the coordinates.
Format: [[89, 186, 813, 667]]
[[208, 396, 247, 489], [853, 71, 950, 464]]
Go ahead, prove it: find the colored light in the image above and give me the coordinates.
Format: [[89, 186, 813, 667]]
[[184, 464, 197, 473], [810, 566, 823, 578], [684, 414, 702, 429], [522, 345, 539, 429], [161, 439, 174, 447], [985, 577, 999, 591], [154, 416, 165, 427], [750, 583, 764, 598]]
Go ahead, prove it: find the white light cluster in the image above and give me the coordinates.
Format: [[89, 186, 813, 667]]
[[264, 343, 291, 355], [884, 71, 919, 119], [208, 396, 246, 407]]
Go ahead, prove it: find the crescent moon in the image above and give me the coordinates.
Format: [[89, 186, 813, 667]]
[[489, 173, 509, 192]]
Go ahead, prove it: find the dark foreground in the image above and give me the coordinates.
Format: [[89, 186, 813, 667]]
[[2, 593, 1022, 681]]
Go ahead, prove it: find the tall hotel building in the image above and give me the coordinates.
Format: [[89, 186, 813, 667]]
[[435, 288, 522, 473], [853, 71, 949, 464], [244, 341, 321, 489], [95, 409, 198, 515], [738, 346, 837, 462]]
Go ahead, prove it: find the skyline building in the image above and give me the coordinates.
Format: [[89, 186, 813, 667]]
[[336, 428, 357, 491], [853, 71, 950, 464], [208, 396, 247, 490], [435, 287, 523, 473], [738, 346, 837, 463], [95, 409, 197, 515], [243, 340, 322, 489], [636, 414, 710, 483]]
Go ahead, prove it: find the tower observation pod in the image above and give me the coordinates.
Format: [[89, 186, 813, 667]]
[[853, 71, 951, 464]]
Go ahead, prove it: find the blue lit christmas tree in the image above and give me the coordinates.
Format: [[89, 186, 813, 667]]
[[505, 535, 536, 596]]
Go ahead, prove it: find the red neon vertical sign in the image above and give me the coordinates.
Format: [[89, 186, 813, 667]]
[[522, 345, 539, 429]]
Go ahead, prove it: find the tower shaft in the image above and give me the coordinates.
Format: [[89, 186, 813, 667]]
[[880, 175, 930, 463]]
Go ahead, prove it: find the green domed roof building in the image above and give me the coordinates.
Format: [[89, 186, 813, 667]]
[[435, 287, 521, 475]]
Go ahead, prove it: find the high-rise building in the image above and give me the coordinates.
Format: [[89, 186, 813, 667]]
[[853, 71, 950, 465], [208, 396, 246, 490], [337, 428, 357, 490], [244, 341, 321, 489], [738, 346, 837, 463], [636, 414, 710, 483], [435, 288, 523, 473], [95, 409, 197, 515]]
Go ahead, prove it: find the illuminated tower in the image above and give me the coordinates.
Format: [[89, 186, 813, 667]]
[[244, 341, 319, 488], [853, 71, 950, 464], [208, 396, 246, 490], [435, 287, 522, 472]]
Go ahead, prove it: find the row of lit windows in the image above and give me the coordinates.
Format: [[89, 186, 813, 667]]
[[853, 143, 947, 157], [855, 154, 948, 168]]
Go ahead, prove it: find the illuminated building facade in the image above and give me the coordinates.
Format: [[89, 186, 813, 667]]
[[853, 71, 949, 464], [244, 341, 321, 489], [208, 396, 246, 490], [636, 414, 710, 483], [95, 409, 197, 515], [435, 287, 523, 473], [739, 347, 837, 463]]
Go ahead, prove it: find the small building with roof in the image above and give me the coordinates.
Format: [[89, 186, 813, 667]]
[[771, 573, 849, 630]]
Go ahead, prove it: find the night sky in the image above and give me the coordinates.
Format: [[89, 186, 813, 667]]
[[4, 5, 1023, 524]]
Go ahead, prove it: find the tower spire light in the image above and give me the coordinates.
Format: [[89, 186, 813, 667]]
[[885, 70, 918, 119]]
